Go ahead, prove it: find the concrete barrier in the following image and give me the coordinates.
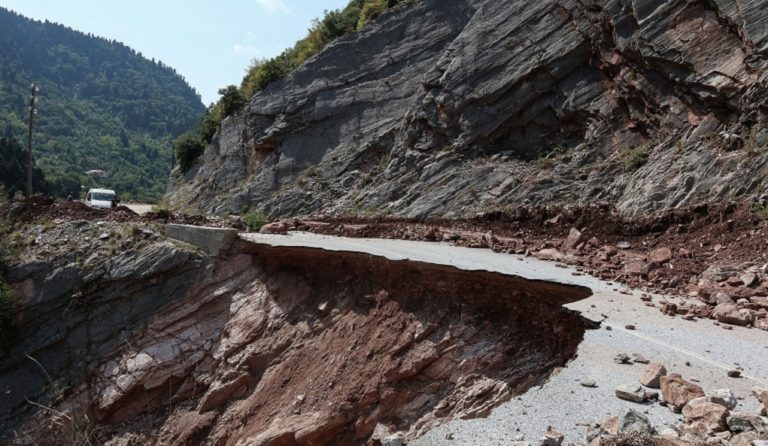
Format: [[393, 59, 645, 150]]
[[165, 224, 238, 257]]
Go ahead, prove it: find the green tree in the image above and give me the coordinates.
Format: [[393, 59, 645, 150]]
[[218, 85, 246, 118], [174, 132, 205, 173]]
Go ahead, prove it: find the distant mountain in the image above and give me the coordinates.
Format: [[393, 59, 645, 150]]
[[0, 7, 206, 200]]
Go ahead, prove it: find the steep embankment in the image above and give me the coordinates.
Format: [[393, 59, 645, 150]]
[[0, 7, 205, 199], [168, 0, 768, 218], [1, 221, 593, 445]]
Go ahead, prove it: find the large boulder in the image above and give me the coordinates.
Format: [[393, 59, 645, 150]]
[[660, 374, 705, 411], [681, 397, 728, 436]]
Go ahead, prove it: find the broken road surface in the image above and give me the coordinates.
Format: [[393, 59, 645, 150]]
[[241, 232, 768, 444]]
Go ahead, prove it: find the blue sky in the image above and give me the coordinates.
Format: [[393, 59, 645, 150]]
[[0, 0, 350, 104]]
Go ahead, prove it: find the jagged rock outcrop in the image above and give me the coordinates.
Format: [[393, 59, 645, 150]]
[[168, 0, 768, 218]]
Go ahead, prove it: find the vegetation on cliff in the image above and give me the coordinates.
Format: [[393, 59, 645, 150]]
[[0, 7, 206, 200]]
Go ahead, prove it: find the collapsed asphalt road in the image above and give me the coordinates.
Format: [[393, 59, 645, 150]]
[[242, 232, 768, 444]]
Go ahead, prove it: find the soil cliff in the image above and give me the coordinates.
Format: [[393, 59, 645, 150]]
[[168, 0, 768, 218]]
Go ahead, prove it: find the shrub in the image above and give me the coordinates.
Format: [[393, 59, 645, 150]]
[[357, 0, 388, 29], [623, 147, 649, 171], [174, 131, 206, 173], [245, 210, 267, 232]]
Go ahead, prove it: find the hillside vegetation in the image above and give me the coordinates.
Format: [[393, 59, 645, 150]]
[[175, 0, 404, 172], [0, 7, 205, 200]]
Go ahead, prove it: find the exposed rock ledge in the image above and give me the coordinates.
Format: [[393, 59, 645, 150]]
[[168, 0, 768, 219], [1, 224, 593, 445]]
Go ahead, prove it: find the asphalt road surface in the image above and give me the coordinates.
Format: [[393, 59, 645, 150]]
[[242, 232, 768, 444]]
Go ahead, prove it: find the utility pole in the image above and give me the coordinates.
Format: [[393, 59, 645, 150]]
[[26, 82, 38, 198]]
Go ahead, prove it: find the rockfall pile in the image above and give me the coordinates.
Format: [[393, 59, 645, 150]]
[[168, 0, 768, 219]]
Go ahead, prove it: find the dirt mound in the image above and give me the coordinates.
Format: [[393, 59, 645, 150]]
[[2, 198, 245, 229], [5, 197, 141, 223]]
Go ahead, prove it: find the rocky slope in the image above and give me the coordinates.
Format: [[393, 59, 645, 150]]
[[168, 0, 768, 219], [0, 220, 594, 445]]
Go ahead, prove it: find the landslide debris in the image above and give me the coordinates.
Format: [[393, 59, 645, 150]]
[[270, 200, 768, 332], [1, 220, 594, 445]]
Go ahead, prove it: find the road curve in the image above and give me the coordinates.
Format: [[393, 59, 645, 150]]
[[241, 232, 768, 444]]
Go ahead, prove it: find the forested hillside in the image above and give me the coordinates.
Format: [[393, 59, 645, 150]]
[[0, 7, 205, 200]]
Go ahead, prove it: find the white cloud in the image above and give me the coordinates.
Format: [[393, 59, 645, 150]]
[[233, 44, 260, 54], [254, 0, 292, 14]]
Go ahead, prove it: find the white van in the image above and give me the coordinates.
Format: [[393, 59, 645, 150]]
[[85, 188, 118, 209]]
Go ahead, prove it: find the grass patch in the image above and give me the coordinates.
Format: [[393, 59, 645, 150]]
[[245, 211, 267, 232], [622, 146, 649, 171], [751, 202, 768, 220]]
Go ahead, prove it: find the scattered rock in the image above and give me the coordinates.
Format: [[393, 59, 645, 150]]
[[633, 354, 650, 364], [753, 388, 768, 414], [727, 369, 742, 378], [537, 248, 564, 262], [681, 397, 728, 436], [726, 411, 766, 433], [625, 324, 636, 330], [616, 384, 646, 403], [580, 378, 597, 388], [562, 228, 582, 252], [660, 374, 705, 411], [539, 426, 564, 446], [617, 242, 632, 250], [741, 273, 759, 288], [619, 409, 653, 434], [649, 247, 672, 264], [707, 389, 737, 410], [640, 363, 667, 388], [614, 353, 631, 364], [713, 303, 755, 326]]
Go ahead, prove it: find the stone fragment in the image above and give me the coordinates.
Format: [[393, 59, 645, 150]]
[[741, 273, 758, 287], [727, 411, 766, 433], [728, 369, 742, 378], [616, 384, 646, 403], [640, 363, 667, 388], [713, 303, 755, 326], [580, 378, 597, 388], [633, 354, 650, 364], [539, 426, 563, 446], [613, 353, 631, 364], [617, 241, 631, 249], [753, 388, 768, 414], [682, 397, 728, 436], [660, 374, 705, 411], [618, 409, 652, 434], [537, 248, 564, 262], [562, 228, 582, 251], [649, 247, 672, 264], [198, 372, 253, 413], [707, 389, 737, 410]]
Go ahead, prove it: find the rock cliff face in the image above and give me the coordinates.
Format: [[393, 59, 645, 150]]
[[1, 222, 593, 445], [168, 0, 768, 218]]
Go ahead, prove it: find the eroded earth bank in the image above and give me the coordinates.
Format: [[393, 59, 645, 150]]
[[0, 220, 593, 445]]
